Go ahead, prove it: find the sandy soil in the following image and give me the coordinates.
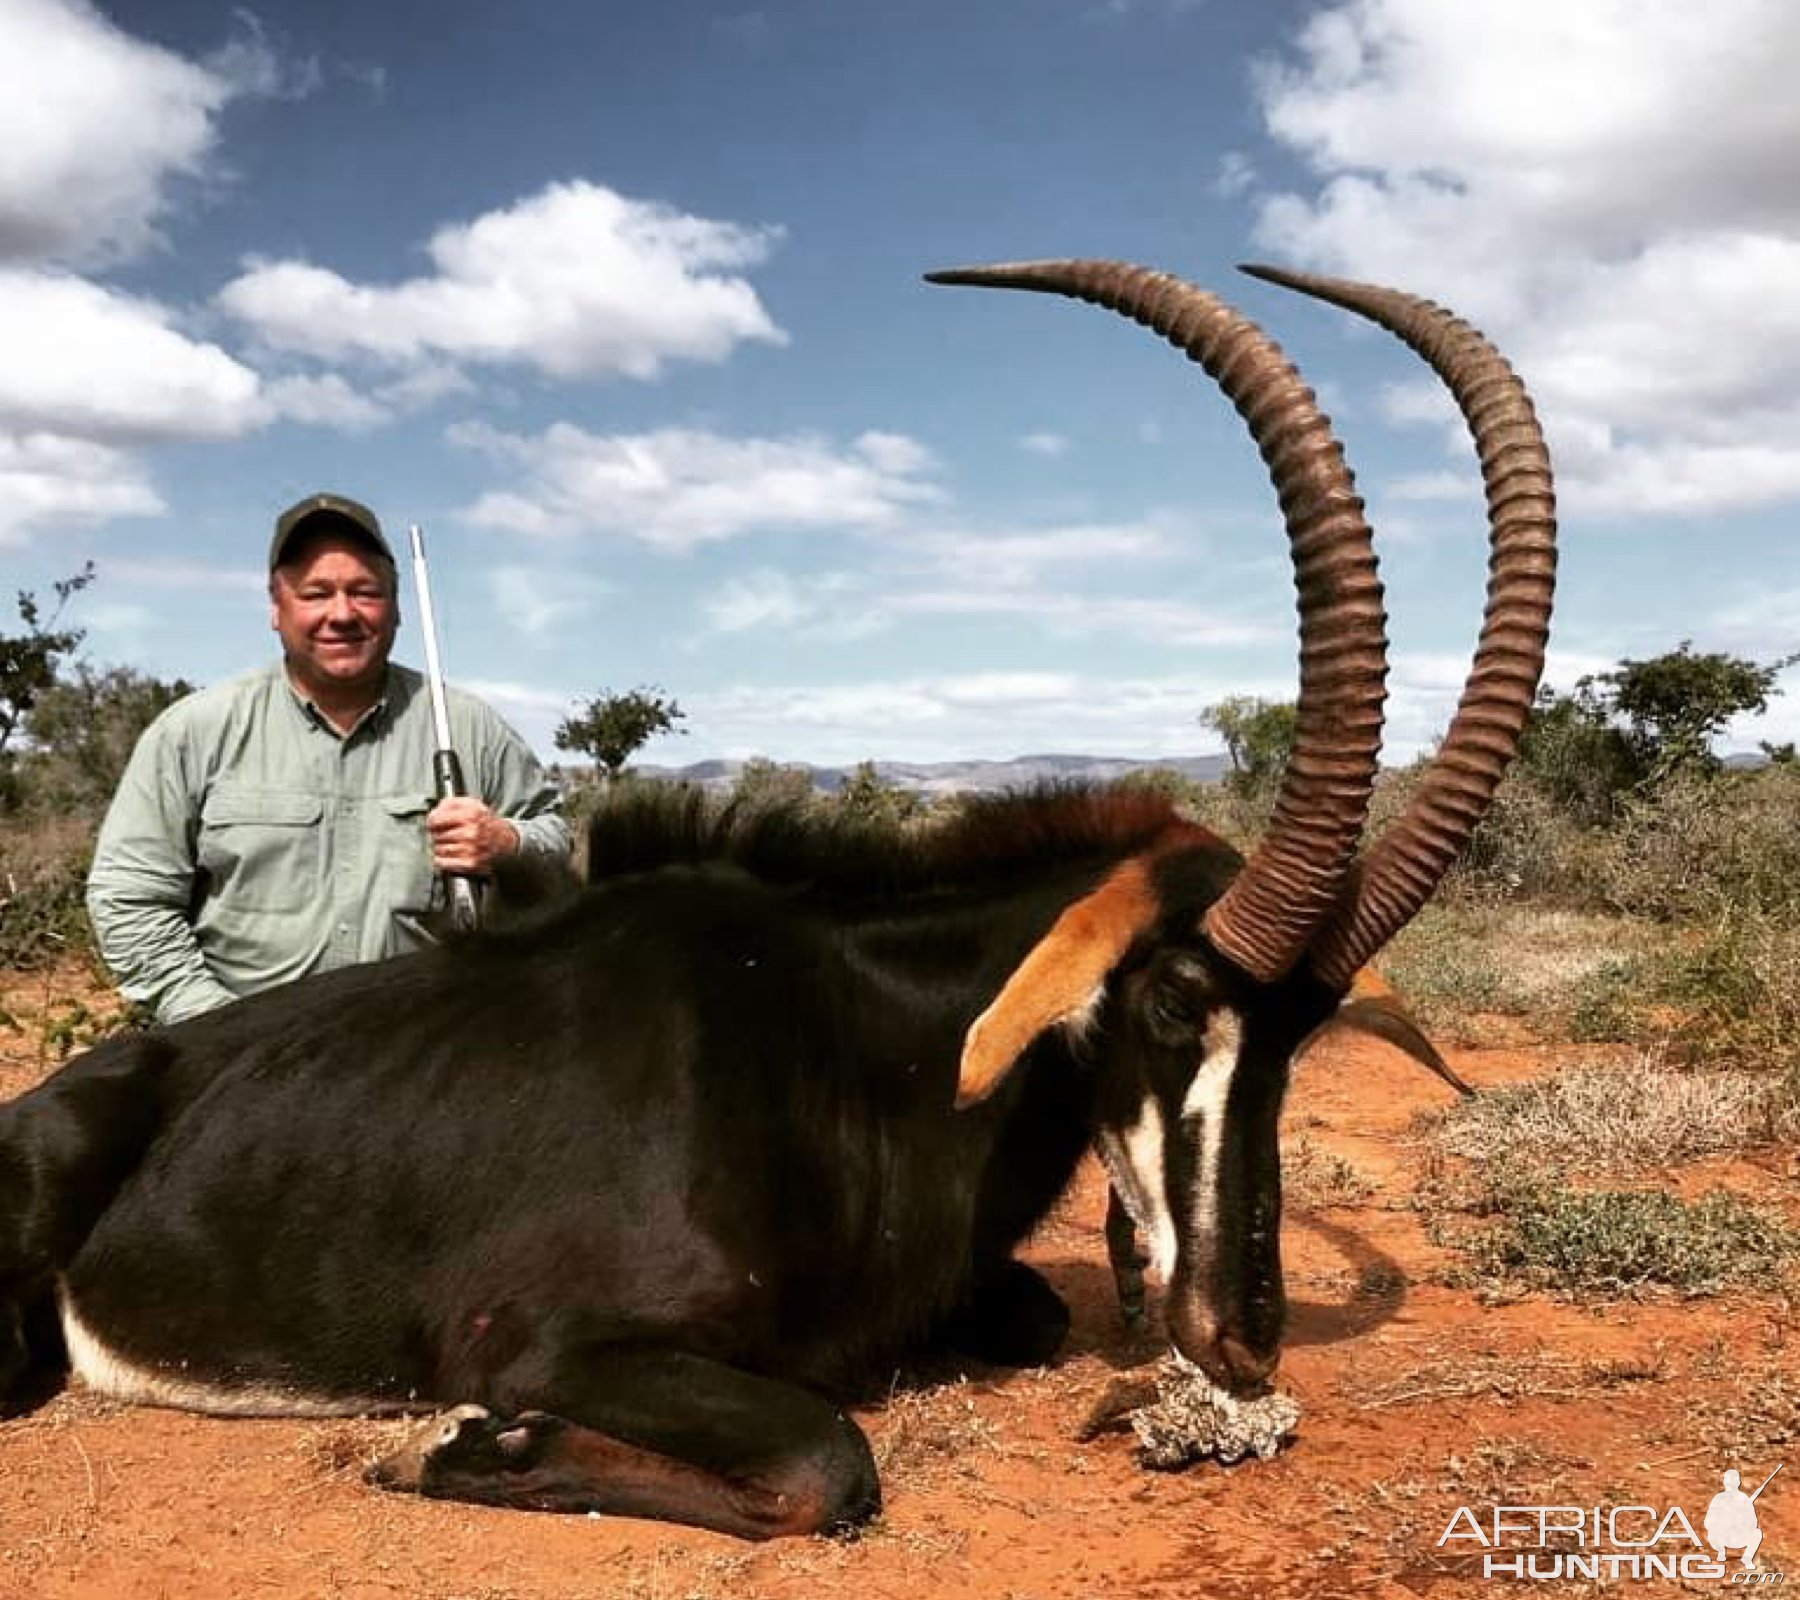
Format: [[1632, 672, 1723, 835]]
[[1, 963, 1794, 1599]]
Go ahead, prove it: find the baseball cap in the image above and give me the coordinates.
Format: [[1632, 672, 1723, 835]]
[[269, 492, 396, 570]]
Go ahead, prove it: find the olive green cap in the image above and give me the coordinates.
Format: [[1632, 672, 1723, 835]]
[[269, 492, 395, 569]]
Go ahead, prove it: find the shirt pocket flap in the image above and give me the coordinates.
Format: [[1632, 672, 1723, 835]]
[[203, 789, 324, 828], [379, 794, 433, 822]]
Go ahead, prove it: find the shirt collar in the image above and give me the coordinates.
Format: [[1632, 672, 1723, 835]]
[[282, 663, 394, 740]]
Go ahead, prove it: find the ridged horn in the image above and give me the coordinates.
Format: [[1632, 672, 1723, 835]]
[[925, 260, 1388, 983], [1237, 265, 1557, 989]]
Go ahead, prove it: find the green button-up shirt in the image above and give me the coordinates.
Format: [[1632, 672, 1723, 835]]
[[88, 662, 570, 1024]]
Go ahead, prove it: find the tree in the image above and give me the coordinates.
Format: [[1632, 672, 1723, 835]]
[[1512, 641, 1797, 826], [833, 760, 927, 826], [729, 757, 817, 809], [23, 663, 195, 818], [1593, 641, 1798, 778], [0, 564, 96, 760], [1512, 681, 1642, 826], [554, 686, 686, 781], [0, 563, 96, 810], [1200, 695, 1297, 798]]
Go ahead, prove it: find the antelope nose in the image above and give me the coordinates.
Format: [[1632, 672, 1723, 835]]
[[1213, 1333, 1279, 1390]]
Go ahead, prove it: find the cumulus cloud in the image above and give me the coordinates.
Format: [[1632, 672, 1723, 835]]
[[1246, 0, 1800, 519], [0, 270, 260, 443], [0, 433, 163, 548], [0, 0, 296, 268], [449, 422, 943, 550], [259, 373, 391, 432], [218, 181, 787, 381]]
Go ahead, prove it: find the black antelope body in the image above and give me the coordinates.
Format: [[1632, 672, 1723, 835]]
[[0, 260, 1554, 1539]]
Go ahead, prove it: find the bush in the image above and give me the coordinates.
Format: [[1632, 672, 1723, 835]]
[[1595, 765, 1800, 922], [1454, 1183, 1797, 1298], [0, 814, 94, 969]]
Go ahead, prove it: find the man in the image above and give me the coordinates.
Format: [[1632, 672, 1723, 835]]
[[1705, 1468, 1766, 1569], [87, 492, 570, 1024]]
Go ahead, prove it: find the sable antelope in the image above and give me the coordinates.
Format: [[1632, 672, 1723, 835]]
[[0, 260, 1553, 1538]]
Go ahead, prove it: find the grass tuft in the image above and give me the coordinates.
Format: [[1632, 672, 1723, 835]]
[[1452, 1183, 1798, 1298]]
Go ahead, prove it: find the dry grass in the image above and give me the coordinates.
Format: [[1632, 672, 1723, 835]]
[[1284, 1133, 1376, 1210], [1429, 1057, 1800, 1177]]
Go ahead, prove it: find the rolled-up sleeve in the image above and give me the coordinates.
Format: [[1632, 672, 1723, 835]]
[[464, 702, 571, 861], [86, 713, 239, 1024]]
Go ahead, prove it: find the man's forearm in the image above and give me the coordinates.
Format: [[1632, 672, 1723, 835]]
[[87, 889, 238, 1025], [507, 809, 571, 860]]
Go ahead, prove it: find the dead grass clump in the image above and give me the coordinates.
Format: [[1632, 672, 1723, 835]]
[[1431, 1058, 1800, 1176], [0, 813, 95, 971], [1285, 1133, 1376, 1209], [870, 1381, 1003, 1488], [1598, 765, 1800, 923]]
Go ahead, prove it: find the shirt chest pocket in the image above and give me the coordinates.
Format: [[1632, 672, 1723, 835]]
[[197, 789, 325, 914], [378, 793, 436, 915]]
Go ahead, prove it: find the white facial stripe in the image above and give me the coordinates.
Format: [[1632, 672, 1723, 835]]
[[1096, 1100, 1178, 1280], [58, 1287, 413, 1420], [1180, 1009, 1245, 1242]]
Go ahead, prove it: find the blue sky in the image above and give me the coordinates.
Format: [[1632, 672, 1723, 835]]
[[5, 0, 1797, 767]]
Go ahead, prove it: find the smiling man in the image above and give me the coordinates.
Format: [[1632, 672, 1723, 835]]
[[87, 493, 570, 1024]]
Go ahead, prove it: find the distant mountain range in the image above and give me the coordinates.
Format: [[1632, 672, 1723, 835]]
[[637, 753, 1231, 796]]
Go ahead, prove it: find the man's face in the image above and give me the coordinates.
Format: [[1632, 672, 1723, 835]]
[[270, 533, 399, 700]]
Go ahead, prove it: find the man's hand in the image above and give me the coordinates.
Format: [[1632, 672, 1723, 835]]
[[426, 796, 521, 875]]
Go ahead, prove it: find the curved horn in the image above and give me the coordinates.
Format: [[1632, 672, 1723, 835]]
[[925, 260, 1387, 982], [1237, 265, 1557, 989]]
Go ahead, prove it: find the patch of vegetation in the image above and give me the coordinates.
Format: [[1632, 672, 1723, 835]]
[[0, 817, 94, 970], [1285, 1132, 1377, 1209], [1381, 906, 1514, 1022], [1449, 1183, 1798, 1299], [1431, 1059, 1800, 1176]]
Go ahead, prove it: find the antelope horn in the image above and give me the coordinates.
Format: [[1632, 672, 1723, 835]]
[[1237, 266, 1557, 989], [926, 260, 1388, 983]]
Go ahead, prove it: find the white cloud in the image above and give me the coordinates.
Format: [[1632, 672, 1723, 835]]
[[486, 565, 607, 636], [0, 270, 260, 443], [0, 0, 235, 266], [1020, 431, 1069, 458], [1249, 0, 1800, 520], [888, 589, 1275, 648], [260, 373, 391, 432], [688, 672, 1252, 765], [102, 557, 264, 594], [904, 522, 1172, 584], [0, 432, 163, 548], [449, 421, 943, 550], [218, 181, 787, 381], [702, 570, 818, 633]]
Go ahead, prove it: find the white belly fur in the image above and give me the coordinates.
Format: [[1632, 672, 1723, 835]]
[[57, 1287, 414, 1419]]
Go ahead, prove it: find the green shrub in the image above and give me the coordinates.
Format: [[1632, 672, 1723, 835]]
[[1454, 1183, 1797, 1298]]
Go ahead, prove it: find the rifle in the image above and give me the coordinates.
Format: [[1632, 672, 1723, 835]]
[[408, 524, 483, 933]]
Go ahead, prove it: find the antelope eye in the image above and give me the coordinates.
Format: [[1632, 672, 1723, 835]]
[[1141, 951, 1218, 1046]]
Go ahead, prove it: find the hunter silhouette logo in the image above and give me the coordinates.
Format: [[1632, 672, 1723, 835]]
[[1707, 1465, 1780, 1570]]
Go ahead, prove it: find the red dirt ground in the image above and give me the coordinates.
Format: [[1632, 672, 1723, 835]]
[[1, 962, 1794, 1599]]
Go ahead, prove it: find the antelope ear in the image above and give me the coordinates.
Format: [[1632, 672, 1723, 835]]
[[955, 857, 1160, 1110], [1321, 967, 1473, 1097]]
